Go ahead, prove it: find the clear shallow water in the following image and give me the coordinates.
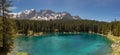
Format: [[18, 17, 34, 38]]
[[11, 33, 112, 55]]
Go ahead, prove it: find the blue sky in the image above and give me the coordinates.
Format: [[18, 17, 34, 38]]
[[11, 0, 120, 22]]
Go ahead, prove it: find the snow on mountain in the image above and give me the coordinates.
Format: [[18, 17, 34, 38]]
[[10, 9, 81, 20]]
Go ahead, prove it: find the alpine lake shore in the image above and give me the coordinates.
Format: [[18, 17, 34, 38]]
[[98, 32, 120, 55], [15, 31, 120, 55]]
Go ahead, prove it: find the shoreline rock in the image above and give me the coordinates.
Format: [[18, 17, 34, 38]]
[[98, 32, 120, 55]]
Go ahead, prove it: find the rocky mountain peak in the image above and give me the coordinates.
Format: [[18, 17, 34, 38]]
[[10, 9, 81, 20]]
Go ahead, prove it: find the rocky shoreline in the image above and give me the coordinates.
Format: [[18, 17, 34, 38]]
[[98, 32, 120, 55], [16, 32, 81, 36]]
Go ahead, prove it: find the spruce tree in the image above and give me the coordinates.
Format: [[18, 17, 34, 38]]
[[0, 0, 16, 54]]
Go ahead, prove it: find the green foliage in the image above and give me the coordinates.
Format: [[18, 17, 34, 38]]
[[111, 21, 120, 36], [0, 18, 2, 47], [0, 0, 16, 53], [0, 18, 16, 52], [14, 19, 120, 37]]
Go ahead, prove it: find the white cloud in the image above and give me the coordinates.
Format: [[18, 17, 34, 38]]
[[8, 6, 17, 10]]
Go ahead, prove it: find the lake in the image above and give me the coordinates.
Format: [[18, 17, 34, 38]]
[[11, 33, 112, 55]]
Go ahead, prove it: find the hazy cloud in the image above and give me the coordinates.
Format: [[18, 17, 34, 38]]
[[8, 6, 17, 10]]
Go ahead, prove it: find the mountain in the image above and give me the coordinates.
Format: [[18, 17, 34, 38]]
[[10, 9, 81, 20]]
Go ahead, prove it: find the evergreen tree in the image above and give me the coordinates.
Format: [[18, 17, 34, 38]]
[[0, 0, 16, 54]]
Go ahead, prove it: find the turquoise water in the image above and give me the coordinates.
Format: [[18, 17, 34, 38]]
[[11, 33, 112, 55]]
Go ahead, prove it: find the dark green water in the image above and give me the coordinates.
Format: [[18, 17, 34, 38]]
[[11, 33, 112, 55]]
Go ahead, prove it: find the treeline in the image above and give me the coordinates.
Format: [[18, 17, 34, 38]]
[[15, 19, 120, 36]]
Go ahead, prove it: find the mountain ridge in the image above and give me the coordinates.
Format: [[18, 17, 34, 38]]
[[10, 9, 81, 20]]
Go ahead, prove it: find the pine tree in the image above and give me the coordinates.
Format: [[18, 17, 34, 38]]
[[0, 0, 16, 54]]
